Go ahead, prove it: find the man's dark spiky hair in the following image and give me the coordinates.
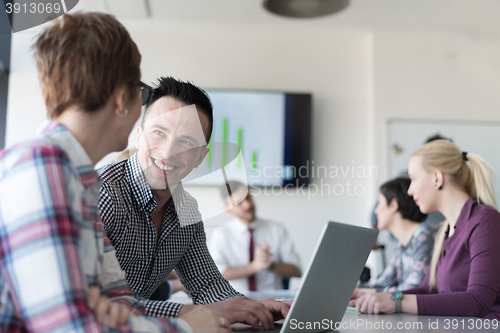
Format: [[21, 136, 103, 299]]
[[142, 76, 213, 142]]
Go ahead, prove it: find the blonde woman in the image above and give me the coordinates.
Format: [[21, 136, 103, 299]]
[[350, 140, 500, 319]]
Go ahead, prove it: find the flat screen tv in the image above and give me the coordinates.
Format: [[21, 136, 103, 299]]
[[182, 90, 311, 187]]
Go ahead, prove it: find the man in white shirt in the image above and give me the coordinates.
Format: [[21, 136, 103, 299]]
[[210, 181, 301, 293]]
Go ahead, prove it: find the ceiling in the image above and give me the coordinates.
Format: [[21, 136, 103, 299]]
[[74, 0, 500, 38]]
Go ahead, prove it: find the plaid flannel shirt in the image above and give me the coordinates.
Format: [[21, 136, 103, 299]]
[[0, 121, 191, 333]]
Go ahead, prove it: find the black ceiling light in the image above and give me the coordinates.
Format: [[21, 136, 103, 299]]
[[263, 0, 349, 19]]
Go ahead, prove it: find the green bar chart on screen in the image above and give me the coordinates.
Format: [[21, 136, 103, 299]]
[[252, 152, 258, 170], [186, 90, 285, 186], [206, 139, 212, 168], [237, 128, 243, 169], [222, 118, 228, 167]]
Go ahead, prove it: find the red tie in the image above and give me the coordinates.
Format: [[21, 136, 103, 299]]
[[248, 227, 256, 291]]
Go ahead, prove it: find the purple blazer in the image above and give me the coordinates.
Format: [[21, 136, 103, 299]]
[[403, 198, 500, 319]]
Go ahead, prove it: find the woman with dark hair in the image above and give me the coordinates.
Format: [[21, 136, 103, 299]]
[[0, 12, 229, 333], [351, 140, 500, 319], [363, 178, 438, 292]]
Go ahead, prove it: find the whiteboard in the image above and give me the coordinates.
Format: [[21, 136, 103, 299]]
[[389, 120, 500, 208]]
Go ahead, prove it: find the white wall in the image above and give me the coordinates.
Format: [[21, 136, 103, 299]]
[[5, 31, 46, 146], [373, 30, 500, 183]]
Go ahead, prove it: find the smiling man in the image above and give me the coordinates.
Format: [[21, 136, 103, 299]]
[[139, 99, 209, 192], [97, 77, 289, 330]]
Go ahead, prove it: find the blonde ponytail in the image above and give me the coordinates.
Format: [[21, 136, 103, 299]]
[[467, 153, 497, 209], [412, 140, 497, 289]]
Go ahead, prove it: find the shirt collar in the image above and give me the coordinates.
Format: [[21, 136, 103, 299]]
[[125, 152, 187, 213], [455, 197, 477, 230], [233, 217, 259, 231], [37, 120, 100, 189]]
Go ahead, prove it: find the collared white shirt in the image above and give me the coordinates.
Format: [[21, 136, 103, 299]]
[[209, 218, 300, 293]]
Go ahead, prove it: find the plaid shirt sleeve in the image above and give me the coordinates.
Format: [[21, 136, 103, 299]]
[[0, 145, 102, 332], [0, 145, 189, 333], [92, 227, 190, 332]]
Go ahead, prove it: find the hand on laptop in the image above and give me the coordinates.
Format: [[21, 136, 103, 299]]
[[179, 306, 231, 333], [179, 297, 289, 330], [257, 298, 290, 321], [207, 297, 288, 329]]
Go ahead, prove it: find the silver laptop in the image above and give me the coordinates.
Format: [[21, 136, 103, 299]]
[[232, 221, 378, 333]]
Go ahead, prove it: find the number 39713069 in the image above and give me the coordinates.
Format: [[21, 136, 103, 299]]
[[5, 2, 62, 14]]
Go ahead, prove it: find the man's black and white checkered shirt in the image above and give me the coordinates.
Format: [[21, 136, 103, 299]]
[[97, 153, 242, 317]]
